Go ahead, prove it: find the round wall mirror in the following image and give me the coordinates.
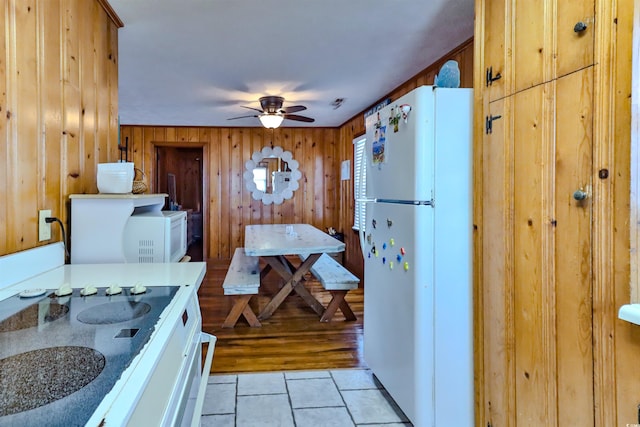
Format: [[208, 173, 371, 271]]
[[243, 146, 302, 205]]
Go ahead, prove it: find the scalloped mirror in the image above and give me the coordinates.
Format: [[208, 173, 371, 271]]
[[243, 146, 302, 205]]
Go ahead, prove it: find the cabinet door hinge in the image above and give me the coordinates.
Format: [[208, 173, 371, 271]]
[[485, 115, 502, 134], [486, 66, 502, 86]]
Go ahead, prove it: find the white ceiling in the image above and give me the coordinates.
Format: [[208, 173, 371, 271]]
[[110, 0, 475, 128]]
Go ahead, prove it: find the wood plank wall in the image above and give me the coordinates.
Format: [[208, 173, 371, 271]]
[[473, 0, 640, 425], [118, 126, 341, 261], [0, 0, 121, 256]]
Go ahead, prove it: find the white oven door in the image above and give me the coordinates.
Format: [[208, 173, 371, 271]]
[[125, 293, 216, 427], [179, 333, 216, 427]]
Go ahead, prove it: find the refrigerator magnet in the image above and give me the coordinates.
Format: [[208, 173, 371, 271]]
[[372, 126, 386, 165], [389, 106, 401, 132], [400, 104, 412, 123]]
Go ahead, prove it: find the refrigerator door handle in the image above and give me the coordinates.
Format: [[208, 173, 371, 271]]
[[358, 215, 366, 257], [376, 199, 434, 206]]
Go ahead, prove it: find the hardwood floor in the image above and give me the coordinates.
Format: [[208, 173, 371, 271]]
[[199, 260, 366, 374]]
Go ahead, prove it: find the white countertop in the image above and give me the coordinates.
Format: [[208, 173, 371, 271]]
[[244, 223, 345, 256], [0, 262, 206, 301]]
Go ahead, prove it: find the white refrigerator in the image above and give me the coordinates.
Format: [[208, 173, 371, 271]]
[[359, 85, 473, 426]]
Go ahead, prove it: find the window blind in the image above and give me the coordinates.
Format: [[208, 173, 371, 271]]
[[353, 136, 366, 231]]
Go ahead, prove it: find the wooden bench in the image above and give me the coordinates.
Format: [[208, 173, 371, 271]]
[[222, 248, 261, 328], [299, 253, 360, 322]]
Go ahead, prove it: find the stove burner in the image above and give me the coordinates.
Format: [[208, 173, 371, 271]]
[[0, 346, 105, 416], [0, 300, 68, 333], [76, 301, 151, 324]]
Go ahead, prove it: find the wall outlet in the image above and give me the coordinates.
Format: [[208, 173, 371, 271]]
[[38, 210, 51, 241]]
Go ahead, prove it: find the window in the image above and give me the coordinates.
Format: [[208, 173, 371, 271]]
[[252, 167, 267, 192], [353, 136, 367, 230]]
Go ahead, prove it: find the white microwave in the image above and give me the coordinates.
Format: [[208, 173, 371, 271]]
[[123, 211, 187, 263]]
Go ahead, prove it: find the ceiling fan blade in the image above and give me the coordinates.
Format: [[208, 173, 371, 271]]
[[227, 114, 258, 120], [283, 114, 315, 123], [282, 105, 306, 114], [240, 106, 264, 113]]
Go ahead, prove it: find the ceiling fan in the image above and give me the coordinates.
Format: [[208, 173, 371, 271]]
[[228, 96, 315, 128]]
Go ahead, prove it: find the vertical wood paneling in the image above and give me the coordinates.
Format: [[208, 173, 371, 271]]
[[591, 0, 624, 423], [79, 0, 97, 195], [14, 0, 39, 248], [477, 0, 637, 425], [0, 0, 7, 254], [106, 15, 118, 162], [40, 0, 63, 237], [5, 1, 19, 248], [120, 126, 343, 261], [614, 0, 640, 417], [556, 0, 595, 79], [512, 84, 548, 425], [483, 0, 508, 102], [209, 127, 222, 258], [0, 0, 121, 256], [513, 0, 547, 92], [554, 68, 594, 427], [482, 98, 515, 427], [62, 0, 81, 197], [94, 4, 108, 164], [220, 127, 232, 256]]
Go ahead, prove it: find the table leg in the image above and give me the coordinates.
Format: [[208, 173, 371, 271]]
[[258, 253, 323, 320], [320, 291, 357, 322], [222, 295, 262, 328]]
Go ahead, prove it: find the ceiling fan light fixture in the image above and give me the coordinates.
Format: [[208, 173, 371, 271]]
[[259, 113, 284, 129]]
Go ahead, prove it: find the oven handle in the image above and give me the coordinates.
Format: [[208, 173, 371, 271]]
[[189, 332, 217, 427]]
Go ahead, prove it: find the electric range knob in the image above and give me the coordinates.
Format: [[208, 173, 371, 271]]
[[106, 284, 123, 295], [55, 283, 73, 297], [80, 284, 98, 296], [130, 282, 147, 295]]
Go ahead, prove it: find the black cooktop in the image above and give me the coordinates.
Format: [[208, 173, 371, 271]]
[[0, 286, 179, 427]]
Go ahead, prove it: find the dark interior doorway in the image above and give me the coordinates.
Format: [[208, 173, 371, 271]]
[[156, 146, 204, 262]]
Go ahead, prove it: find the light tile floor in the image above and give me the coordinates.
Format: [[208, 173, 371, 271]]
[[201, 368, 414, 427]]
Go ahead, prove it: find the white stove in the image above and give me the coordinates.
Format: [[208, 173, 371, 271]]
[[0, 243, 214, 427]]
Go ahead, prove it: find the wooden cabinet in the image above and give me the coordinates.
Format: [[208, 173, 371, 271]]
[[478, 0, 598, 424], [483, 0, 595, 101]]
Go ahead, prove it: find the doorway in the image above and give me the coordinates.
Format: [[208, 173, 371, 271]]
[[155, 145, 205, 262]]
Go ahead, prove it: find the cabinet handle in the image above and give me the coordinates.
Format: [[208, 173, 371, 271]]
[[574, 21, 588, 33], [486, 66, 502, 87], [573, 189, 588, 201]]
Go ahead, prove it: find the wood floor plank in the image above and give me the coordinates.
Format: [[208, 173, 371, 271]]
[[199, 261, 365, 374]]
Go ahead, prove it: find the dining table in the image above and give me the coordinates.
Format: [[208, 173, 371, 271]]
[[244, 223, 346, 320]]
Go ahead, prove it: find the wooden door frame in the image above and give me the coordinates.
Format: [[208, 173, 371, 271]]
[[152, 141, 209, 261]]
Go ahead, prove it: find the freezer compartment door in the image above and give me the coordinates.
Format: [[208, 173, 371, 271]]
[[362, 201, 434, 426], [364, 87, 435, 202]]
